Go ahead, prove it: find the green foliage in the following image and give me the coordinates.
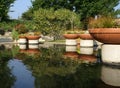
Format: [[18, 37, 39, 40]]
[[0, 0, 16, 21], [22, 7, 34, 20], [30, 0, 120, 30], [33, 8, 81, 40], [89, 16, 120, 28], [11, 29, 19, 40]]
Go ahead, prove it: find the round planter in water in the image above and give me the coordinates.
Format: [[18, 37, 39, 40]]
[[26, 35, 40, 44], [79, 34, 94, 47], [65, 39, 77, 45], [101, 44, 120, 65]]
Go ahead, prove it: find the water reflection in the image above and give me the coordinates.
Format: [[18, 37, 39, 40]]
[[1, 43, 119, 88], [28, 44, 39, 49], [101, 65, 120, 87], [65, 45, 77, 52], [8, 59, 35, 88], [0, 46, 15, 88], [80, 47, 93, 55], [18, 44, 27, 50]]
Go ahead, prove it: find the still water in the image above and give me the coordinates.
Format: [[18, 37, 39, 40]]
[[0, 43, 120, 88]]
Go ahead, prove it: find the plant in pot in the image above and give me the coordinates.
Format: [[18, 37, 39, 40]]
[[63, 30, 79, 39], [79, 31, 93, 40], [26, 31, 41, 44], [88, 16, 120, 44]]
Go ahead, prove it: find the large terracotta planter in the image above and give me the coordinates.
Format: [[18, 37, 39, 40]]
[[63, 34, 78, 39], [79, 34, 93, 40], [89, 28, 120, 44]]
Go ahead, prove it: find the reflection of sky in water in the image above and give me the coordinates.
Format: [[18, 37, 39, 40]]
[[8, 59, 35, 88]]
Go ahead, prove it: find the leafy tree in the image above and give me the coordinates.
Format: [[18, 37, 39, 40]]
[[0, 0, 16, 21], [30, 0, 120, 29], [33, 8, 81, 40], [22, 7, 34, 20]]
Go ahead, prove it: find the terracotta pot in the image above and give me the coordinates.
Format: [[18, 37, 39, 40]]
[[63, 34, 78, 39], [79, 34, 93, 40], [89, 28, 120, 44], [26, 35, 40, 40]]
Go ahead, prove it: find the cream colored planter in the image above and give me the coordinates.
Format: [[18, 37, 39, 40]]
[[102, 44, 120, 64], [28, 40, 39, 44], [101, 65, 120, 87], [80, 39, 93, 47], [65, 39, 77, 45], [18, 38, 27, 44]]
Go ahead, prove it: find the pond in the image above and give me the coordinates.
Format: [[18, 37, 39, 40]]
[[0, 43, 120, 88]]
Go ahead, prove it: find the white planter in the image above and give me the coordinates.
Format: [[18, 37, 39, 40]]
[[28, 44, 39, 49], [80, 47, 93, 55], [65, 39, 77, 45], [101, 65, 120, 87], [66, 45, 77, 52], [18, 38, 27, 44], [80, 39, 93, 47], [28, 39, 39, 44], [102, 44, 120, 64]]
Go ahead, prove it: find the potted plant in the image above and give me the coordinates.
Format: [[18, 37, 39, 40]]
[[63, 30, 80, 45], [78, 30, 94, 47], [18, 34, 27, 44], [63, 30, 79, 39], [26, 32, 41, 44], [79, 31, 93, 40], [89, 16, 120, 44]]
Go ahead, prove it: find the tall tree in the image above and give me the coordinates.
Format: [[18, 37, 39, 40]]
[[0, 0, 15, 21], [30, 0, 120, 29]]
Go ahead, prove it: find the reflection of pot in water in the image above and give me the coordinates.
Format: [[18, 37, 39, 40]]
[[65, 45, 77, 52], [28, 44, 39, 49], [102, 44, 120, 65], [80, 47, 93, 55], [26, 49, 40, 54], [78, 54, 97, 63], [19, 49, 27, 53], [19, 44, 27, 50], [63, 52, 79, 59], [101, 65, 120, 87]]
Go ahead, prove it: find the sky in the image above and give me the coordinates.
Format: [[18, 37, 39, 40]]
[[8, 0, 120, 19], [8, 0, 32, 19]]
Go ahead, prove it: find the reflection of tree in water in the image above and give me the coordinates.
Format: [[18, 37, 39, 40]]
[[0, 49, 15, 88], [16, 45, 101, 88]]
